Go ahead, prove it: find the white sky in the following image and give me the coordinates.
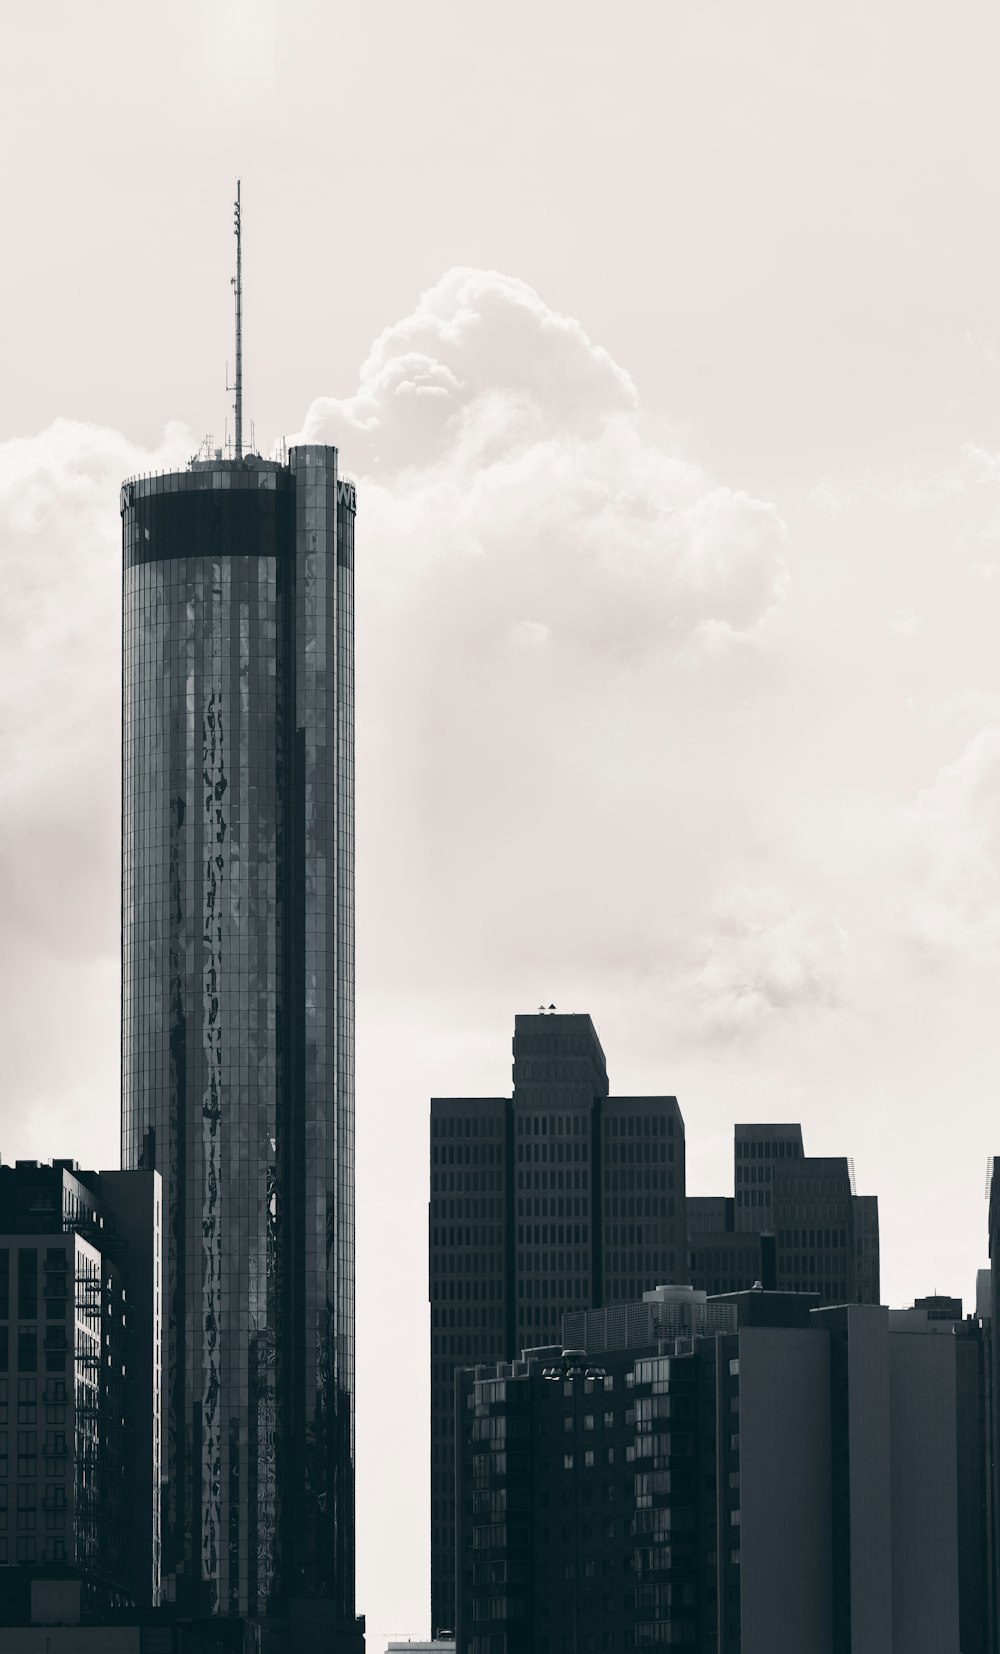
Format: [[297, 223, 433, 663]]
[[3, 1, 1000, 1642]]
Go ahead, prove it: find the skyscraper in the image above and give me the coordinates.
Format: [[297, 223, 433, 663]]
[[429, 1010, 687, 1634], [121, 403, 360, 1633]]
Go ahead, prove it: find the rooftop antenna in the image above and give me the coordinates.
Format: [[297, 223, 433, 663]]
[[231, 180, 243, 460]]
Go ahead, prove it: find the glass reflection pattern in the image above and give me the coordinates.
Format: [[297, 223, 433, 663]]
[[121, 449, 356, 1620]]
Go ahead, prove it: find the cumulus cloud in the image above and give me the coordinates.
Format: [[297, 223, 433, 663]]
[[297, 268, 788, 651], [294, 270, 792, 1002], [298, 268, 638, 465]]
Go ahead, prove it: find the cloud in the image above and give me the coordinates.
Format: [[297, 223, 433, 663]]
[[0, 416, 190, 1148], [903, 723, 1000, 960], [680, 889, 849, 1040], [297, 270, 790, 999], [893, 470, 966, 508], [299, 267, 788, 652], [891, 440, 1000, 509], [298, 268, 639, 467]]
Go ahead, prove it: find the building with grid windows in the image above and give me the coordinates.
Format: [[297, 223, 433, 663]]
[[0, 1159, 161, 1622], [454, 1291, 992, 1654], [429, 1012, 686, 1636], [120, 447, 362, 1648]]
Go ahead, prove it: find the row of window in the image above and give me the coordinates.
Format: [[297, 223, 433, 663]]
[[430, 1112, 677, 1141], [518, 1279, 587, 1301], [777, 1228, 848, 1250], [519, 1173, 587, 1193], [518, 1223, 588, 1244], [433, 1116, 503, 1139], [433, 1224, 502, 1248], [734, 1138, 799, 1159], [519, 1143, 588, 1164], [517, 1116, 589, 1137], [433, 1145, 503, 1166]]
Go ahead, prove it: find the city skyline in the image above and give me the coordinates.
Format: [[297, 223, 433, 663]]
[[5, 3, 1000, 1641]]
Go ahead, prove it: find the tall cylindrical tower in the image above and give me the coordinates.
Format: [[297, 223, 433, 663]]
[[121, 448, 357, 1631]]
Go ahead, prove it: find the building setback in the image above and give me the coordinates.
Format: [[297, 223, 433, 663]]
[[120, 446, 361, 1646], [455, 1291, 991, 1654], [689, 1126, 880, 1307], [429, 1012, 687, 1636], [0, 1160, 161, 1621]]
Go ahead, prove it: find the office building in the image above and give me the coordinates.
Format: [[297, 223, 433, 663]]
[[455, 1290, 991, 1654], [121, 429, 360, 1644], [690, 1126, 880, 1307], [0, 1160, 161, 1619], [429, 1011, 687, 1636]]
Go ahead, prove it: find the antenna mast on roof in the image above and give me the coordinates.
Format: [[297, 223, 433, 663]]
[[231, 181, 243, 459]]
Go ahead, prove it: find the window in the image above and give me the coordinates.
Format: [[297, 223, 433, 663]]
[[16, 1430, 36, 1476], [17, 1329, 36, 1374], [16, 1252, 36, 1320]]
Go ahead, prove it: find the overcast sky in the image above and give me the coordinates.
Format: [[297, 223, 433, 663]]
[[4, 1, 1000, 1640]]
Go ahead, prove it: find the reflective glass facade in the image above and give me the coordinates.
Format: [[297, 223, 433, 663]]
[[121, 449, 356, 1621]]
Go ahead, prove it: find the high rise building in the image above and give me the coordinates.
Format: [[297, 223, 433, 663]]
[[455, 1291, 992, 1654], [121, 407, 360, 1637], [429, 1011, 686, 1635], [0, 1159, 161, 1619]]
